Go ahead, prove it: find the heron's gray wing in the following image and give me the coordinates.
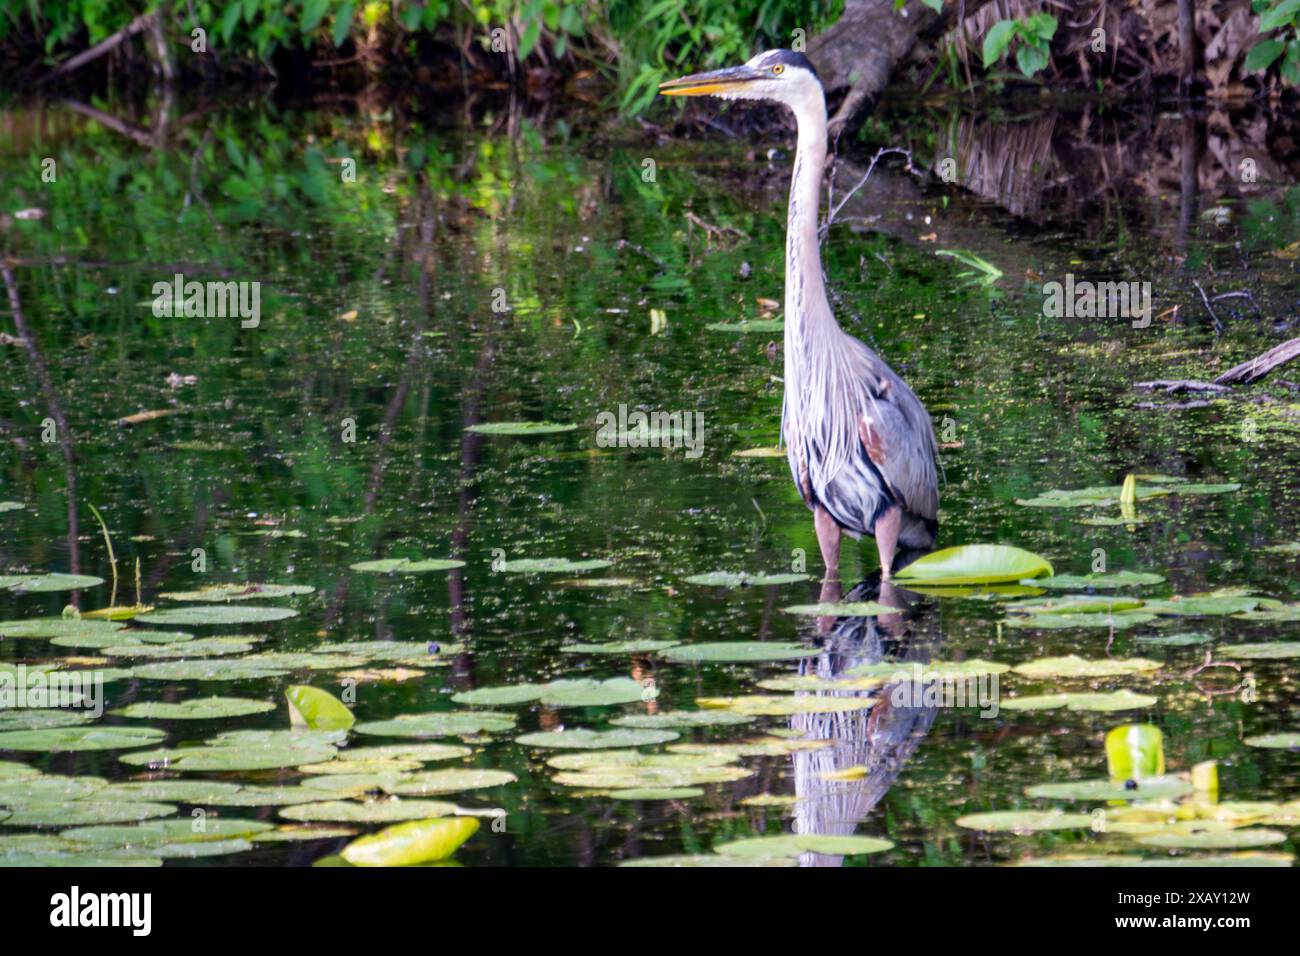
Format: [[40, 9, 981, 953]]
[[854, 355, 939, 523]]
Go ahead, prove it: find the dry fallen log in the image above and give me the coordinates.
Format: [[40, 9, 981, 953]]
[[1213, 338, 1300, 385]]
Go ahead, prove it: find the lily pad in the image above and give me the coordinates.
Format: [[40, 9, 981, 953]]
[[348, 558, 466, 573], [1028, 571, 1165, 590], [1025, 775, 1192, 801], [606, 788, 703, 800], [955, 810, 1094, 832], [0, 502, 23, 512], [354, 711, 517, 738], [1011, 655, 1161, 678], [499, 558, 612, 574], [610, 711, 755, 729], [158, 583, 316, 601], [61, 819, 274, 847], [705, 318, 784, 333], [696, 695, 875, 716], [1243, 734, 1300, 749], [619, 853, 795, 867], [111, 697, 275, 720], [338, 744, 472, 763], [892, 544, 1053, 586], [341, 817, 479, 866], [1004, 595, 1145, 615], [464, 422, 577, 436], [0, 619, 126, 639], [515, 729, 678, 750], [134, 606, 298, 626], [2, 802, 177, 827], [1143, 595, 1261, 617], [1001, 691, 1159, 712], [782, 602, 895, 617], [664, 642, 817, 663], [120, 739, 337, 772], [560, 640, 680, 655], [1137, 829, 1286, 850], [713, 834, 893, 858], [1135, 632, 1213, 647], [1003, 611, 1157, 630], [280, 800, 461, 823], [380, 769, 517, 796], [682, 572, 810, 587], [88, 781, 244, 803], [129, 659, 291, 681], [1225, 642, 1300, 659], [0, 726, 166, 752], [2, 573, 105, 593]]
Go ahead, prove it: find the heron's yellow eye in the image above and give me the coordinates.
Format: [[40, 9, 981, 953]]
[[772, 64, 784, 75]]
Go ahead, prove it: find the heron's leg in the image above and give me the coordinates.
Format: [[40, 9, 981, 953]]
[[874, 504, 902, 580], [813, 505, 841, 584]]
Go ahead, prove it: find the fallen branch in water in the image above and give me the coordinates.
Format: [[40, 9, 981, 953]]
[[1213, 338, 1300, 386], [1134, 380, 1230, 394]]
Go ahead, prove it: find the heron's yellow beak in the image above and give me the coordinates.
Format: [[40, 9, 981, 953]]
[[658, 65, 766, 97]]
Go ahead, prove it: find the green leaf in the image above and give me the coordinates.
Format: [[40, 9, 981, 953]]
[[714, 834, 894, 858], [331, 1, 355, 47], [301, 0, 330, 33], [1106, 724, 1165, 778], [1260, 0, 1300, 31], [1245, 39, 1286, 71], [286, 685, 356, 730], [981, 20, 1018, 68], [341, 817, 479, 866]]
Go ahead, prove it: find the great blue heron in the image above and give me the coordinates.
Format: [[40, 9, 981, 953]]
[[661, 50, 939, 584]]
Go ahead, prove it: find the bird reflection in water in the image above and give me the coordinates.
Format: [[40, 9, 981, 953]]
[[789, 567, 941, 867]]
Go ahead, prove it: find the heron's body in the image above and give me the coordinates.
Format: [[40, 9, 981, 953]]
[[662, 49, 939, 581]]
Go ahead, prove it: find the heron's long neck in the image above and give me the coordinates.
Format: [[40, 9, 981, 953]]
[[783, 90, 834, 405]]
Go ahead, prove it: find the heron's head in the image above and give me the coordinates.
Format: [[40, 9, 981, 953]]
[[658, 49, 822, 108]]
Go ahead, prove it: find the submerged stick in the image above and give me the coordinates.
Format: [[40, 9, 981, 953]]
[[1214, 338, 1300, 386]]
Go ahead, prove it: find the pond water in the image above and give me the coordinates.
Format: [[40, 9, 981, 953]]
[[1, 90, 1298, 866]]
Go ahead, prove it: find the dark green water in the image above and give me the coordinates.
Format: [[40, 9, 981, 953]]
[[1, 93, 1299, 866]]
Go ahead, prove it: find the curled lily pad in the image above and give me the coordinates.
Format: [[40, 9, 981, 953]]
[[286, 685, 355, 730], [280, 800, 460, 823], [1224, 642, 1300, 659], [696, 695, 874, 716], [349, 558, 466, 573], [354, 711, 516, 738], [1003, 612, 1156, 630], [782, 602, 895, 617], [683, 572, 810, 587], [0, 726, 165, 752], [341, 817, 479, 866], [1012, 655, 1161, 678], [955, 810, 1094, 832], [1028, 571, 1165, 590], [560, 640, 680, 655], [134, 606, 298, 626], [1001, 691, 1159, 712], [1243, 734, 1300, 749], [610, 710, 755, 729], [664, 642, 817, 663], [892, 544, 1053, 586], [499, 558, 612, 574], [713, 834, 893, 858], [1137, 829, 1286, 850], [111, 697, 275, 719], [515, 729, 678, 750], [1025, 775, 1192, 801], [464, 422, 577, 436], [158, 583, 316, 601], [2, 573, 105, 593]]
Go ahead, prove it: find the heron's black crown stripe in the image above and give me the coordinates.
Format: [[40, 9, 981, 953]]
[[762, 49, 821, 83]]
